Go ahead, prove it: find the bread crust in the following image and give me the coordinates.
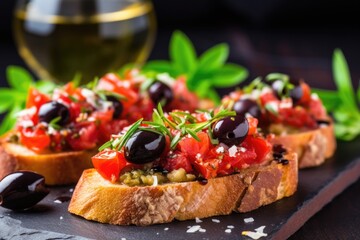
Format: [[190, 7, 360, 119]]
[[269, 123, 336, 168], [0, 136, 96, 185], [68, 151, 297, 226]]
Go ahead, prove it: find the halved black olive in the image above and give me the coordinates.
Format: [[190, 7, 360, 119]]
[[212, 114, 249, 146], [38, 101, 70, 126], [124, 130, 166, 164], [148, 81, 173, 107], [106, 95, 123, 119], [0, 171, 49, 210]]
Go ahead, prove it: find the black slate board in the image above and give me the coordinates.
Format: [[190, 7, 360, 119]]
[[1, 139, 360, 240]]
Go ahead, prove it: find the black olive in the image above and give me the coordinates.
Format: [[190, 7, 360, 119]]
[[289, 84, 303, 104], [212, 114, 249, 146], [106, 96, 123, 119], [38, 101, 70, 126], [0, 171, 49, 210], [233, 99, 261, 119], [124, 130, 166, 164], [148, 81, 173, 107]]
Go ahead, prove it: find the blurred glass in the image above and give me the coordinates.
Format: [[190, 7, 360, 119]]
[[13, 0, 156, 84]]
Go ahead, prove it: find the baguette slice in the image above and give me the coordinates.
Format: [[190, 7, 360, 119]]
[[0, 134, 96, 185], [270, 123, 336, 168], [68, 151, 297, 226]]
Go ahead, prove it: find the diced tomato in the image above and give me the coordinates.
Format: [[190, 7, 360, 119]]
[[278, 107, 317, 128], [49, 132, 64, 152], [219, 149, 257, 175], [163, 152, 193, 173], [178, 131, 210, 160], [247, 116, 258, 135], [166, 77, 199, 112], [296, 81, 311, 106], [98, 119, 129, 143], [20, 126, 51, 152], [259, 92, 279, 106], [92, 150, 127, 182], [63, 82, 86, 102], [26, 87, 50, 109], [308, 98, 327, 120], [243, 135, 271, 163], [67, 122, 99, 151], [193, 158, 219, 179]]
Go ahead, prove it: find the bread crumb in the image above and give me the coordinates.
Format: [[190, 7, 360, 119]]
[[244, 217, 254, 223], [195, 217, 202, 223], [225, 229, 232, 233], [212, 219, 220, 223]]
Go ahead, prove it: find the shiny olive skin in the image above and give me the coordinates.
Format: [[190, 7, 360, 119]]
[[0, 171, 49, 210], [233, 99, 261, 119], [106, 96, 123, 119], [124, 130, 166, 164], [148, 81, 173, 107], [38, 101, 70, 126], [289, 84, 303, 104], [212, 114, 249, 146]]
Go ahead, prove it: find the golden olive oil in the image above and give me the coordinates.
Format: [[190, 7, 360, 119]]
[[14, 1, 156, 84]]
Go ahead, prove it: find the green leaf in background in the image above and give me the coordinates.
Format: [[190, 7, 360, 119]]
[[332, 49, 358, 111], [210, 63, 248, 88], [198, 43, 229, 72], [7, 66, 33, 92], [170, 31, 197, 74], [357, 80, 360, 102], [142, 60, 176, 76], [0, 66, 56, 135]]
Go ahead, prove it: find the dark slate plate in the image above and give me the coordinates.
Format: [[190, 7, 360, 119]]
[[1, 140, 360, 240]]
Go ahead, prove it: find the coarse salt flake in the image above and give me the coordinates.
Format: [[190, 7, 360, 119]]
[[164, 228, 169, 231], [239, 147, 246, 153], [60, 216, 63, 220], [196, 153, 201, 160], [227, 225, 234, 229], [242, 231, 267, 240], [216, 146, 225, 153], [244, 217, 254, 223], [54, 200, 62, 204], [199, 228, 206, 233], [69, 188, 74, 193], [212, 219, 220, 223], [186, 225, 201, 233], [228, 146, 238, 157], [225, 229, 232, 233], [255, 226, 266, 233], [195, 217, 203, 223]]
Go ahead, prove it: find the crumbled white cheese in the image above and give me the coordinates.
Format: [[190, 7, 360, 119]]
[[216, 146, 225, 154], [225, 229, 232, 233], [47, 126, 58, 135], [81, 88, 98, 107], [244, 217, 254, 223], [156, 73, 175, 87], [195, 153, 201, 160], [16, 107, 37, 118], [242, 225, 267, 239], [199, 228, 206, 233], [152, 175, 158, 186], [228, 146, 238, 157], [311, 93, 319, 100], [212, 219, 220, 223], [195, 217, 203, 223], [279, 100, 293, 109], [227, 225, 234, 229], [19, 119, 34, 128], [186, 225, 201, 233]]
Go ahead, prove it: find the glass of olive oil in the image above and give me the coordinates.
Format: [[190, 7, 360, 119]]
[[13, 0, 156, 84]]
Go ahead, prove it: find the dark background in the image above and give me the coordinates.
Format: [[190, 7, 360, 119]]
[[0, 1, 359, 239]]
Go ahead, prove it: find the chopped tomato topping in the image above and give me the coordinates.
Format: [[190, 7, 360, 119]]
[[92, 150, 127, 182], [20, 126, 51, 152], [178, 131, 210, 160], [66, 122, 98, 151]]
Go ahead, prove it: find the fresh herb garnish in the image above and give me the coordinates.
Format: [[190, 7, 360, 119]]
[[0, 66, 55, 135], [313, 49, 360, 141], [141, 31, 248, 104], [48, 116, 62, 130], [99, 104, 236, 151]]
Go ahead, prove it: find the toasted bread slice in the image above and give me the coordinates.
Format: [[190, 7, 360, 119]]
[[0, 136, 96, 185], [269, 123, 336, 168], [68, 151, 297, 226]]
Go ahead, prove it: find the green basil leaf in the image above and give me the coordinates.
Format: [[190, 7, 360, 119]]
[[205, 88, 221, 105], [34, 80, 56, 93], [0, 104, 22, 135], [6, 66, 33, 92], [357, 80, 360, 103], [198, 43, 229, 72], [170, 31, 197, 74], [210, 63, 248, 87], [142, 60, 176, 76], [194, 80, 212, 98], [333, 49, 358, 111], [311, 88, 340, 111], [0, 89, 15, 114]]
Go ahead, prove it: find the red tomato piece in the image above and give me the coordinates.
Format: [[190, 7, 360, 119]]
[[259, 92, 279, 106], [247, 116, 258, 135], [243, 136, 271, 164], [67, 122, 99, 151], [98, 119, 129, 143], [193, 158, 219, 179], [178, 131, 210, 160], [166, 76, 199, 112], [163, 152, 193, 173], [26, 87, 50, 109], [92, 150, 127, 182], [296, 81, 311, 106], [20, 126, 51, 152]]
